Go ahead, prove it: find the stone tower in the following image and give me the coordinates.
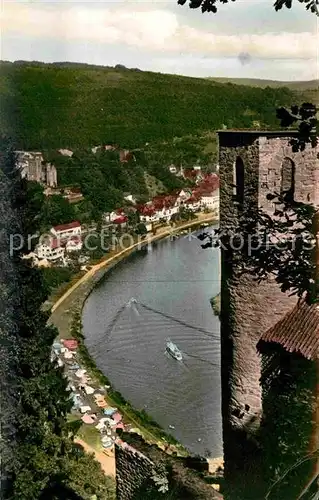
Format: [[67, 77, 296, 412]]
[[217, 131, 319, 477]]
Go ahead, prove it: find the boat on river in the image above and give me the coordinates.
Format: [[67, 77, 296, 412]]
[[166, 339, 183, 361]]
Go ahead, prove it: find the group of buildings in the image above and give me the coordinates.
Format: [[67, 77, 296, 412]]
[[106, 173, 220, 225], [17, 147, 220, 266], [23, 221, 83, 266], [15, 150, 85, 202]]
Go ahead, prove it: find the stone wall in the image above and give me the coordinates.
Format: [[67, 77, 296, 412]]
[[217, 131, 318, 480], [115, 433, 223, 500], [258, 136, 319, 211], [115, 442, 154, 499]]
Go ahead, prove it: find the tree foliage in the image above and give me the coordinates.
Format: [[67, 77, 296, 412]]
[[276, 103, 318, 151], [0, 138, 115, 499], [177, 0, 319, 15], [24, 181, 77, 233], [0, 61, 299, 150]]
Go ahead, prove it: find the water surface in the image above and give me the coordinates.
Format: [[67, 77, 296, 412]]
[[82, 227, 222, 457]]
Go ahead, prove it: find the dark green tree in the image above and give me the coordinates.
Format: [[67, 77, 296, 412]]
[[135, 222, 147, 236], [0, 139, 115, 499], [42, 194, 77, 227]]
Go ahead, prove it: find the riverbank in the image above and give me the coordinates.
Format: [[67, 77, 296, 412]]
[[49, 214, 217, 454]]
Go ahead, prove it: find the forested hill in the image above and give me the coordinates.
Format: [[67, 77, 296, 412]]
[[206, 77, 319, 91], [0, 61, 302, 150]]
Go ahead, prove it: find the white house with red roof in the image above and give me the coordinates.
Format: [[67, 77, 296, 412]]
[[201, 188, 219, 212], [34, 221, 83, 262], [50, 221, 82, 239]]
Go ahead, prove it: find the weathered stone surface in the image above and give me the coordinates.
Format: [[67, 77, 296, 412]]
[[218, 131, 319, 473], [115, 433, 223, 499]]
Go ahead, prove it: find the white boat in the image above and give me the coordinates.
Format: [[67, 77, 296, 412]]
[[166, 339, 183, 361]]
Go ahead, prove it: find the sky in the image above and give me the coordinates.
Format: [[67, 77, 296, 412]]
[[0, 0, 318, 81]]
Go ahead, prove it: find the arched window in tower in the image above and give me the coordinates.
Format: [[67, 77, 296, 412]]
[[281, 157, 295, 201], [233, 156, 245, 209]]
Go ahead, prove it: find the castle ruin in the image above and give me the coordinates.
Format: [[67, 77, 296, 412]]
[[15, 151, 57, 187], [217, 130, 319, 483]]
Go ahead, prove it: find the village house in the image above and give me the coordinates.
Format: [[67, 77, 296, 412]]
[[185, 193, 202, 212], [119, 150, 134, 163], [35, 239, 65, 262], [108, 209, 127, 223], [65, 236, 83, 252], [35, 221, 83, 263], [201, 188, 220, 213], [183, 168, 198, 182], [63, 190, 84, 204], [176, 188, 193, 205], [58, 148, 73, 157], [113, 215, 128, 227], [137, 204, 157, 222], [169, 164, 177, 174], [44, 187, 84, 203], [50, 221, 82, 240], [123, 194, 136, 204]]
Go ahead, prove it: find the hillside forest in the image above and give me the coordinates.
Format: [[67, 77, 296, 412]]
[[1, 61, 315, 228]]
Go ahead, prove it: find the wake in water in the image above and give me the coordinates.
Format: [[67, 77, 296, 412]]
[[126, 297, 140, 316]]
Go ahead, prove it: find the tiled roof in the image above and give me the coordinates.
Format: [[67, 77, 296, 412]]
[[53, 221, 81, 232], [113, 216, 128, 224], [257, 299, 319, 360]]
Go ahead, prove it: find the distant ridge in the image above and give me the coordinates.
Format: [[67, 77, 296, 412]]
[[206, 77, 319, 91], [0, 60, 311, 150]]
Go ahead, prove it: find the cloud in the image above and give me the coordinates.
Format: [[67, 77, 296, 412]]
[[1, 3, 317, 61]]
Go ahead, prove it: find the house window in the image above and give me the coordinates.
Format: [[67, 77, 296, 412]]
[[233, 156, 245, 209], [281, 157, 295, 201]]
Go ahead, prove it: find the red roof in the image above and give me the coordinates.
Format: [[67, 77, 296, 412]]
[[188, 195, 200, 203], [164, 195, 178, 207], [53, 221, 81, 232], [139, 206, 155, 216], [112, 412, 122, 423], [113, 216, 128, 224], [62, 339, 78, 350], [152, 195, 166, 209], [257, 299, 319, 360]]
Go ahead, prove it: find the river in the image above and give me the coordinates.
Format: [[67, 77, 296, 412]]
[[82, 226, 222, 458]]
